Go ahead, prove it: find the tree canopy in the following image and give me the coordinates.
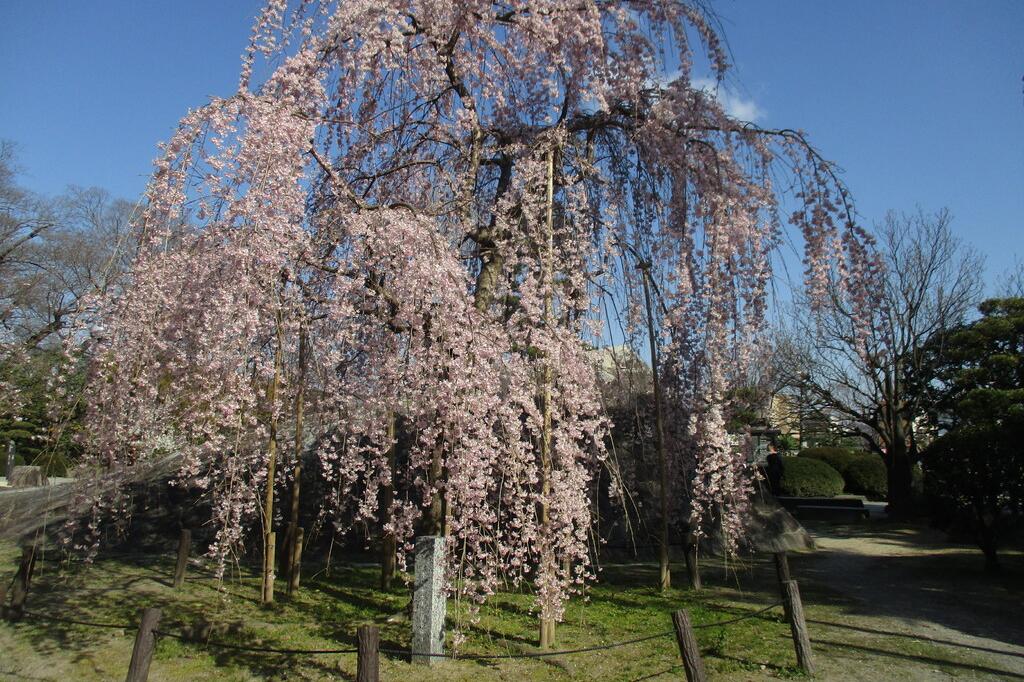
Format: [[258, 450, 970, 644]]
[[64, 0, 880, 628], [922, 297, 1024, 571]]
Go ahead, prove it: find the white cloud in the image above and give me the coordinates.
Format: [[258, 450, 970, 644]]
[[691, 77, 764, 123]]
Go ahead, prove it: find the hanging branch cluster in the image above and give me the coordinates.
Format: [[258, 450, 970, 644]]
[[66, 0, 881, 625]]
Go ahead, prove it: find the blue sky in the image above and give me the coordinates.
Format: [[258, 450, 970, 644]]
[[2, 1, 1021, 288]]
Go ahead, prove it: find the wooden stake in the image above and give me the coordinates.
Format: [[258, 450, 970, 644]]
[[8, 546, 35, 621], [125, 607, 162, 682], [356, 624, 380, 682], [672, 610, 707, 682], [783, 580, 814, 675], [173, 529, 191, 589], [774, 552, 792, 623]]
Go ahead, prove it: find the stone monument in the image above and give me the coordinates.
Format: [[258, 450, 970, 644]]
[[411, 535, 445, 665]]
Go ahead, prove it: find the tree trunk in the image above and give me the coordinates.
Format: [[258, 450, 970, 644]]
[[538, 147, 556, 648], [885, 424, 914, 518], [978, 517, 1001, 574], [426, 437, 445, 536]]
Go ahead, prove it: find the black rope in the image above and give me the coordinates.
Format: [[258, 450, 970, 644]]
[[17, 600, 784, 661], [692, 601, 783, 629], [153, 629, 357, 655], [380, 629, 676, 660], [21, 609, 133, 630]]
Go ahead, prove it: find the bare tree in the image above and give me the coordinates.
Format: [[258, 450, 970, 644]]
[[8, 187, 136, 348], [777, 209, 984, 515], [1, 150, 136, 351], [0, 144, 53, 263], [996, 258, 1024, 297]]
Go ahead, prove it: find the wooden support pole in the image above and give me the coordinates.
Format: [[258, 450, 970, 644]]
[[774, 552, 792, 623], [125, 607, 162, 682], [262, 531, 276, 604], [173, 529, 191, 589], [684, 534, 701, 591], [287, 527, 303, 595], [783, 580, 814, 675], [672, 610, 707, 682], [356, 624, 380, 682]]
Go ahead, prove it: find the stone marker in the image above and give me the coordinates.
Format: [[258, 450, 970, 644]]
[[5, 441, 14, 480], [411, 535, 445, 665], [9, 466, 46, 488]]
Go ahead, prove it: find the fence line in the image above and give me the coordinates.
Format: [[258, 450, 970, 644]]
[[153, 628, 358, 655], [22, 609, 132, 630], [5, 541, 812, 682], [15, 599, 785, 658]]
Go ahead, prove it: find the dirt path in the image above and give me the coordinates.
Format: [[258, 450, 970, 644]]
[[786, 522, 1024, 681]]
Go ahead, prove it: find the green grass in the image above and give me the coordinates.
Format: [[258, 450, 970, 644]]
[[0, 547, 806, 681], [0, 538, 1017, 680]]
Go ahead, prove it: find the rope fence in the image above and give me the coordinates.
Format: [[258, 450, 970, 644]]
[[11, 596, 796, 682], [2, 543, 814, 682]]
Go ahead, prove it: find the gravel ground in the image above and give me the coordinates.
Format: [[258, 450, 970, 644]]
[[784, 521, 1024, 681]]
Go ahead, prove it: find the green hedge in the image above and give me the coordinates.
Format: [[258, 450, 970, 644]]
[[799, 447, 888, 499], [844, 455, 887, 500], [780, 456, 844, 497], [799, 447, 859, 477]]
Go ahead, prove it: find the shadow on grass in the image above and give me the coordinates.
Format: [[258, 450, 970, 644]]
[[808, 617, 1024, 659], [5, 554, 377, 680], [810, 636, 1024, 680]]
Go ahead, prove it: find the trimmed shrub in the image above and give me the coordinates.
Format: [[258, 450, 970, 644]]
[[845, 455, 887, 500], [779, 456, 844, 497], [799, 447, 859, 478]]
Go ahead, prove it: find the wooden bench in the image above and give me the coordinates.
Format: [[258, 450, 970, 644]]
[[776, 496, 870, 521]]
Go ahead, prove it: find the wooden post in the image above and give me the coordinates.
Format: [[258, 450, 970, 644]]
[[125, 607, 162, 682], [783, 580, 814, 675], [672, 610, 707, 682], [173, 529, 191, 589], [356, 624, 380, 682], [8, 546, 36, 621], [774, 552, 792, 623], [287, 527, 303, 595], [684, 535, 701, 591]]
